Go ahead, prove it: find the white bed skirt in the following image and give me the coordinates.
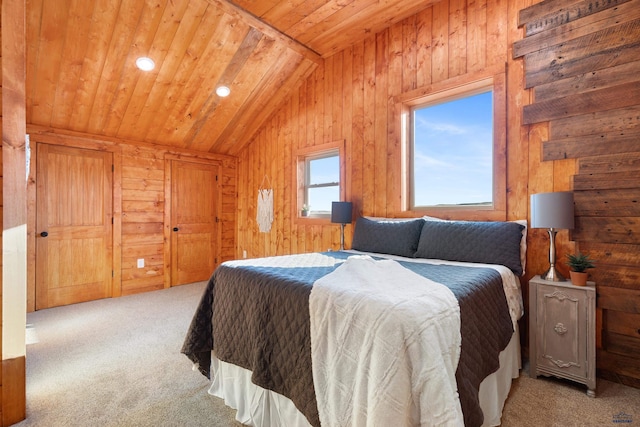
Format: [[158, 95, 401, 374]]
[[208, 325, 521, 427]]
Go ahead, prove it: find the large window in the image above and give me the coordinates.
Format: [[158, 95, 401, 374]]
[[295, 141, 345, 219], [402, 72, 506, 219], [411, 90, 493, 207]]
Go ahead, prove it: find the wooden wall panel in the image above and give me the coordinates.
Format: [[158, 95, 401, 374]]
[[516, 0, 640, 387], [232, 0, 634, 389], [236, 0, 552, 271], [25, 128, 237, 307], [120, 147, 165, 295]]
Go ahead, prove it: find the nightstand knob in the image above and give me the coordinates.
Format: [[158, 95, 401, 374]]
[[554, 322, 568, 335]]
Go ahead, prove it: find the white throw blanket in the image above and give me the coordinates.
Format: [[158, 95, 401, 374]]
[[310, 256, 464, 427]]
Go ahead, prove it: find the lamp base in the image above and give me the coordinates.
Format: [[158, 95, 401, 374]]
[[541, 266, 566, 282]]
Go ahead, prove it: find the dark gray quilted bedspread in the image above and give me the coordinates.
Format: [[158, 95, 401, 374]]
[[181, 252, 514, 427]]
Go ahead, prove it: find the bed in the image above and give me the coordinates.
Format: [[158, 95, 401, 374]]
[[182, 216, 526, 427]]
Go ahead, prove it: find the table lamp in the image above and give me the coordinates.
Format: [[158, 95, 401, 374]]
[[331, 201, 353, 251], [531, 191, 575, 281]]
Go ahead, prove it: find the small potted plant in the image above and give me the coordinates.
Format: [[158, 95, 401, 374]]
[[566, 252, 595, 286], [301, 204, 310, 217]]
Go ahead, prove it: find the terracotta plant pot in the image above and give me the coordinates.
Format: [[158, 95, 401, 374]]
[[569, 271, 588, 286]]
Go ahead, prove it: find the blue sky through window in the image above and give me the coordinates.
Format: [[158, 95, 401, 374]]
[[308, 155, 339, 213], [412, 90, 493, 207]]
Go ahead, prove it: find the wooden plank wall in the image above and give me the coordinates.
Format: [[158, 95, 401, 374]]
[[237, 0, 549, 259], [235, 1, 575, 284], [514, 0, 640, 387], [24, 129, 237, 309]]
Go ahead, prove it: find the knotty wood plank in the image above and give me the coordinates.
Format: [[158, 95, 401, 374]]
[[122, 233, 163, 246], [518, 0, 583, 27], [580, 241, 640, 269], [543, 132, 640, 161], [324, 55, 335, 141], [534, 60, 640, 103], [573, 170, 640, 190], [361, 35, 376, 216], [467, 0, 487, 72], [486, 0, 508, 68], [216, 53, 317, 155], [185, 26, 265, 148], [605, 310, 640, 338], [102, 0, 176, 136], [431, 0, 449, 83], [374, 30, 389, 216], [574, 189, 640, 217], [518, 0, 629, 32], [85, 0, 146, 134], [402, 15, 418, 93], [150, 16, 249, 146], [25, 0, 44, 123], [591, 264, 640, 290], [129, 5, 225, 142], [351, 41, 365, 220], [524, 81, 640, 124], [598, 286, 640, 314], [305, 0, 437, 58], [288, 0, 371, 45], [203, 0, 322, 64], [64, 0, 121, 131], [29, 0, 72, 126], [448, 0, 467, 77], [416, 7, 433, 88], [49, 0, 95, 129], [605, 331, 640, 358], [387, 22, 403, 215], [514, 0, 639, 57], [234, 59, 317, 154], [258, 0, 310, 31], [574, 216, 640, 245], [524, 20, 640, 88], [598, 349, 640, 389], [550, 105, 640, 140], [578, 151, 640, 174]]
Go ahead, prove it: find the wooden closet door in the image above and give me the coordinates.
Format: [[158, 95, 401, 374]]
[[36, 144, 113, 309], [170, 160, 219, 286]]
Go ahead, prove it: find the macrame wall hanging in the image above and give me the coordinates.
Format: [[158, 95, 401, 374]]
[[256, 175, 274, 233]]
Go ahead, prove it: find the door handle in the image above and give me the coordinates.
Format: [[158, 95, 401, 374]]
[[40, 231, 48, 237], [173, 227, 179, 232]]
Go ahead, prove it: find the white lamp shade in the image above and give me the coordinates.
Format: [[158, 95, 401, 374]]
[[531, 192, 575, 229]]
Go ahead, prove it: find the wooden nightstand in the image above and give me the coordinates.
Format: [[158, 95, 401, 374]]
[[529, 275, 596, 397]]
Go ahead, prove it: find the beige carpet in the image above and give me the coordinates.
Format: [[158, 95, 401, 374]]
[[14, 281, 640, 426]]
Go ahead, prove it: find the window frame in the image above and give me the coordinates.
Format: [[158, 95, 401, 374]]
[[400, 70, 507, 221], [293, 140, 346, 223]]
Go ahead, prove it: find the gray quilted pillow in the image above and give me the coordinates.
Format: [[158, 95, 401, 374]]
[[351, 217, 425, 258], [415, 220, 525, 275]]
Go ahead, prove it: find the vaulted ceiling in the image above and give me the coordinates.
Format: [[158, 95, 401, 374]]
[[26, 0, 438, 155]]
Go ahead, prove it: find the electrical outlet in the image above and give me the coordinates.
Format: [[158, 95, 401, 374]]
[[137, 258, 144, 268], [243, 250, 247, 259]]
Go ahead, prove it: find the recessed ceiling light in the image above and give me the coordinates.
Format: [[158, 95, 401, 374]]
[[135, 57, 155, 71], [216, 85, 231, 97]]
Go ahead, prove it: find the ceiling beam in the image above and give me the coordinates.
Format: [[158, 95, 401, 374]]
[[205, 0, 324, 65]]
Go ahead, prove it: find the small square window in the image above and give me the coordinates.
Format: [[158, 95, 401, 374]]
[[294, 141, 345, 219]]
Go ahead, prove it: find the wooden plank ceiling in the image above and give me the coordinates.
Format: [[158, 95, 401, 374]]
[[26, 0, 438, 156]]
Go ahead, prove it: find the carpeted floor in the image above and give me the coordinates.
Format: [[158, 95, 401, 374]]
[[14, 281, 640, 426]]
